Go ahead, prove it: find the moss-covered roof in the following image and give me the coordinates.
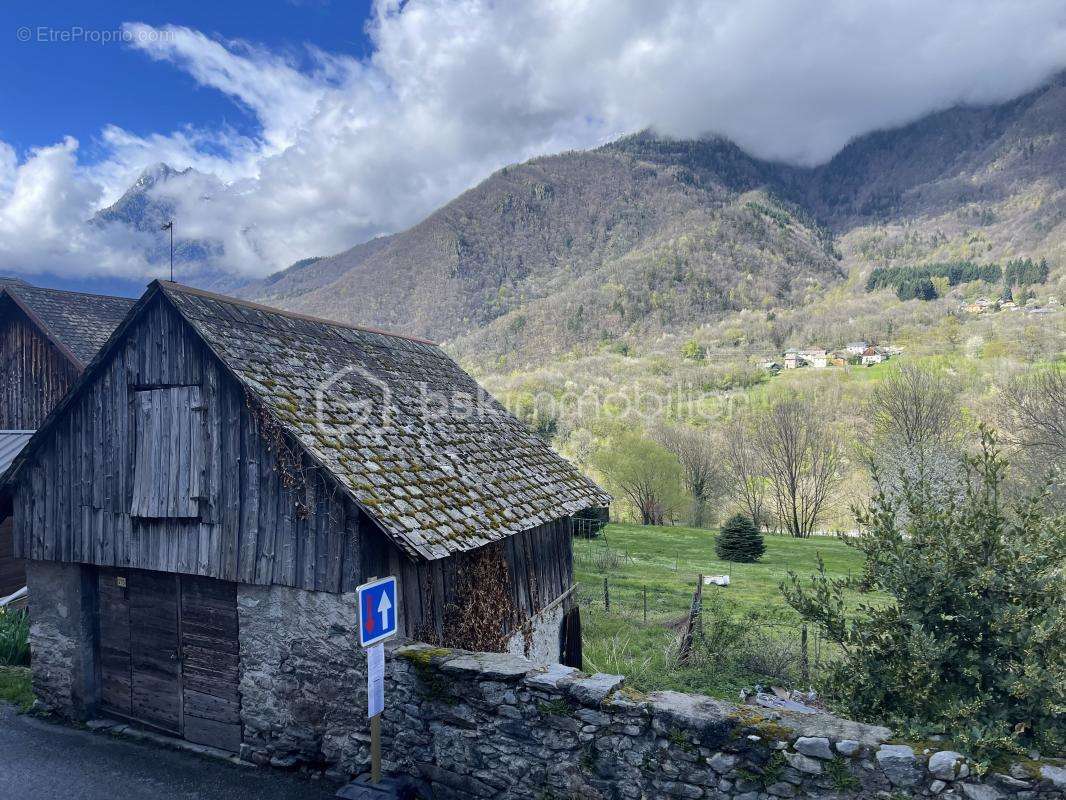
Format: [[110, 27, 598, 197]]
[[161, 282, 610, 560]]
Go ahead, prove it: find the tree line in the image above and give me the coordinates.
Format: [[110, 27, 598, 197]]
[[865, 257, 1050, 302], [592, 362, 1065, 536], [589, 363, 1066, 757]]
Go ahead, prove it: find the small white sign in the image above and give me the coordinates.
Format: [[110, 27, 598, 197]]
[[367, 643, 385, 718]]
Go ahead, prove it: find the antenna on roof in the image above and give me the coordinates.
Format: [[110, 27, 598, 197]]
[[161, 221, 174, 282]]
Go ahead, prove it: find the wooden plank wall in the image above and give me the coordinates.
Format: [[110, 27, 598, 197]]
[[10, 292, 580, 630], [128, 571, 182, 733], [0, 516, 23, 597], [12, 295, 368, 594], [180, 574, 241, 753], [393, 516, 575, 643], [0, 302, 79, 430], [97, 568, 133, 717]]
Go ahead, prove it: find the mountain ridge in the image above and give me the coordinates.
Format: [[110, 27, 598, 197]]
[[233, 73, 1066, 366], [87, 73, 1066, 366]]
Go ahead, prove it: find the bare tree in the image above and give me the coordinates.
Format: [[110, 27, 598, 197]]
[[1000, 368, 1066, 455], [655, 424, 727, 528], [723, 416, 768, 530], [755, 399, 844, 538], [870, 364, 960, 450], [998, 369, 1066, 501]]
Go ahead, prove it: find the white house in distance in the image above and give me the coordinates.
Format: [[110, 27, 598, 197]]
[[861, 346, 886, 366], [784, 349, 829, 369], [845, 341, 868, 355]]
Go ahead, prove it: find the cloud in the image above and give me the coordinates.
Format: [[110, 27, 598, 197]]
[[5, 0, 1066, 280], [0, 138, 153, 277]]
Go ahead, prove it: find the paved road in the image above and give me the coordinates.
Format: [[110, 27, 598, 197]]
[[0, 704, 339, 800]]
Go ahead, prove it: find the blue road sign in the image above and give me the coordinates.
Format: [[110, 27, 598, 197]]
[[357, 576, 398, 648]]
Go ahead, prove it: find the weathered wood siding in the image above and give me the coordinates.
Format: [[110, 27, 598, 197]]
[[0, 496, 23, 597], [11, 295, 373, 593], [11, 293, 579, 622], [180, 574, 241, 753], [0, 301, 79, 429], [394, 517, 575, 643]]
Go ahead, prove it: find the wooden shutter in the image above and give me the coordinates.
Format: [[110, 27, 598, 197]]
[[131, 387, 203, 518]]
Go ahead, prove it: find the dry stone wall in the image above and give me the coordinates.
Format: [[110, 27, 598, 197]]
[[381, 644, 1066, 800], [24, 560, 96, 718], [237, 583, 370, 772]]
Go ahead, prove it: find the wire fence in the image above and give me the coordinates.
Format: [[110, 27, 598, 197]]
[[572, 536, 833, 688]]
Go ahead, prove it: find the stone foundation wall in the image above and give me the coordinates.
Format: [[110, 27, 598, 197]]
[[25, 560, 96, 718], [236, 583, 370, 776], [383, 644, 1066, 800], [505, 598, 567, 665]]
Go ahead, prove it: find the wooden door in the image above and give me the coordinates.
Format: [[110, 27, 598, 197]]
[[179, 575, 241, 752], [95, 567, 241, 751], [97, 568, 133, 716], [128, 571, 182, 733]]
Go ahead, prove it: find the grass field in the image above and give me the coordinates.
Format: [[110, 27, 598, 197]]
[[573, 523, 873, 698], [0, 666, 32, 712]]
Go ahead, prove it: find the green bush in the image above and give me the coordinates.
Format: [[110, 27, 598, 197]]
[[0, 608, 29, 666], [783, 428, 1066, 758], [680, 339, 706, 361], [715, 514, 765, 563]]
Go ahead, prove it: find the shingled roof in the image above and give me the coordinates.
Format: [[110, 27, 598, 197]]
[[156, 282, 610, 560], [0, 280, 135, 367]]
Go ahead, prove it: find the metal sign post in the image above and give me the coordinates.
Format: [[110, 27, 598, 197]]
[[356, 576, 398, 786]]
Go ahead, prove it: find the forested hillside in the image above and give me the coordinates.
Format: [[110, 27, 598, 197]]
[[238, 73, 1066, 371]]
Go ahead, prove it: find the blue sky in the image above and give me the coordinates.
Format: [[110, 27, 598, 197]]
[[1, 1, 1064, 295], [0, 1, 373, 159]]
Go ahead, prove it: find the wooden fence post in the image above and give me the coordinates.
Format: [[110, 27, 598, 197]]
[[677, 575, 703, 664], [643, 585, 647, 622], [603, 577, 609, 613]]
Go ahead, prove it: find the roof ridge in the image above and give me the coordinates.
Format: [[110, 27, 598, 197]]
[[2, 282, 136, 305], [156, 280, 438, 346]]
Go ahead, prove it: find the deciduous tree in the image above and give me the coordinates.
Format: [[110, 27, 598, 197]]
[[655, 423, 726, 528], [594, 432, 685, 526], [755, 398, 843, 538]]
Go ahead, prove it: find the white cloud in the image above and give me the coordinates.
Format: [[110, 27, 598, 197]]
[[4, 0, 1066, 280], [0, 138, 153, 277]]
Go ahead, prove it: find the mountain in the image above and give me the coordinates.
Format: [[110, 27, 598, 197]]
[[241, 140, 843, 365], [91, 163, 225, 272], [233, 73, 1065, 367]]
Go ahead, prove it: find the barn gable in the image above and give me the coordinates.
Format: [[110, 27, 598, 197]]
[[0, 280, 134, 369], [9, 290, 381, 593], [6, 282, 606, 606], [13, 282, 599, 757]]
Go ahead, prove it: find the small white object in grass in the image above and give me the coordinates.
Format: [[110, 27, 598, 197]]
[[704, 575, 730, 586], [0, 586, 27, 607]]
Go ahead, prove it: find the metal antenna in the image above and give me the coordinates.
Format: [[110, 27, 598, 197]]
[[161, 221, 174, 281]]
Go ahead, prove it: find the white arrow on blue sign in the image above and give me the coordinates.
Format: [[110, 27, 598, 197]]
[[357, 576, 399, 648]]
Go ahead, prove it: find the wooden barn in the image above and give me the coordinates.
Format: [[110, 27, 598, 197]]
[[0, 279, 133, 597], [4, 281, 609, 768]]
